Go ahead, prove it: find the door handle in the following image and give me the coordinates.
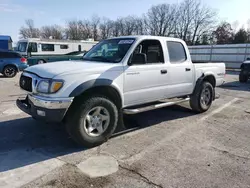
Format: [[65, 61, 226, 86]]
[[185, 68, 191, 71], [161, 70, 167, 74]]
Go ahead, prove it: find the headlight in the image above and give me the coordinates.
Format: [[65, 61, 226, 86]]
[[36, 80, 64, 93], [37, 80, 50, 93]]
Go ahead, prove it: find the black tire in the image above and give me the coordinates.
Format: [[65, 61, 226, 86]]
[[190, 81, 214, 113], [3, 65, 17, 78], [66, 96, 118, 148], [239, 72, 248, 83], [37, 59, 45, 64]]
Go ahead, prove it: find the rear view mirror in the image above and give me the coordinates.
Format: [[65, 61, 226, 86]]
[[129, 53, 147, 65]]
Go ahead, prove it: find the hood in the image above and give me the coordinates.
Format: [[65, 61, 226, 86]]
[[243, 60, 250, 64], [25, 60, 119, 78]]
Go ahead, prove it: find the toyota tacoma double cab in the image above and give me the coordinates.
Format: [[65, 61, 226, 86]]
[[17, 36, 225, 147], [239, 57, 250, 83]]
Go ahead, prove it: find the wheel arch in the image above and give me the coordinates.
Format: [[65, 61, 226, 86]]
[[193, 73, 216, 100], [37, 59, 46, 64], [69, 79, 123, 108], [3, 64, 19, 72], [203, 74, 216, 88]]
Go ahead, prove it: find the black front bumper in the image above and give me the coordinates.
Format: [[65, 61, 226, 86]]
[[16, 97, 67, 123]]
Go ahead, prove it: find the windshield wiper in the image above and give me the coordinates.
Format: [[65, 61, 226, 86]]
[[87, 56, 116, 63]]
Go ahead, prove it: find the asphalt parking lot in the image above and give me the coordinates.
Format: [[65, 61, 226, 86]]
[[0, 71, 250, 188]]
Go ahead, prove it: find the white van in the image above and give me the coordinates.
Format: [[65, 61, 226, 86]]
[[15, 38, 98, 57]]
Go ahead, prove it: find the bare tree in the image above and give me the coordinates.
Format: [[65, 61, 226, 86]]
[[91, 15, 100, 40], [175, 0, 197, 41], [191, 2, 217, 44], [111, 20, 120, 37], [174, 0, 217, 44], [19, 0, 217, 42], [65, 20, 87, 40], [126, 16, 136, 35], [133, 17, 147, 35], [19, 19, 40, 39], [146, 3, 178, 36], [99, 18, 114, 39], [78, 20, 93, 39], [116, 18, 125, 36], [40, 25, 64, 39]]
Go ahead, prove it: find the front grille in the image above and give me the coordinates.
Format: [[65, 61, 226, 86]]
[[20, 75, 32, 92]]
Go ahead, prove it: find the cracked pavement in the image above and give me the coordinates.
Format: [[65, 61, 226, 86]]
[[0, 72, 250, 188]]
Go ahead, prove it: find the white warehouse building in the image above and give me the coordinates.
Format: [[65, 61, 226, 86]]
[[188, 44, 250, 69]]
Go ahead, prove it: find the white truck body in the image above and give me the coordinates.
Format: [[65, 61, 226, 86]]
[[17, 35, 226, 147], [23, 36, 225, 107]]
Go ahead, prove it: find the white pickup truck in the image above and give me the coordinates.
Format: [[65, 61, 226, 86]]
[[17, 36, 225, 147]]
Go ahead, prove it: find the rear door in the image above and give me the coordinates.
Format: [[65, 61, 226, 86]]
[[165, 41, 194, 97]]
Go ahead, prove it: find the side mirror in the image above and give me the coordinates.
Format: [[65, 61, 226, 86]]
[[129, 53, 147, 65]]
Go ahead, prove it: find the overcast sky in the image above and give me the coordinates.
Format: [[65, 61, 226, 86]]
[[0, 0, 249, 42]]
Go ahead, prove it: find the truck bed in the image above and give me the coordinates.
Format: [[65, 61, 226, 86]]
[[194, 62, 225, 87]]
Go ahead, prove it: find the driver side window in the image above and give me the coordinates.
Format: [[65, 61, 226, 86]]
[[131, 40, 164, 65]]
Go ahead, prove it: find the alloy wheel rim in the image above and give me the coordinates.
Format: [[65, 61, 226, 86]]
[[83, 106, 110, 137], [4, 67, 15, 77], [200, 87, 211, 106]]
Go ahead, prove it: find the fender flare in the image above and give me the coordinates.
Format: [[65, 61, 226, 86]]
[[193, 73, 216, 100], [69, 79, 122, 98]]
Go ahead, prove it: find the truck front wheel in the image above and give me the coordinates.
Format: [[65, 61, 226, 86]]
[[66, 96, 118, 148], [190, 81, 213, 113], [239, 71, 248, 83]]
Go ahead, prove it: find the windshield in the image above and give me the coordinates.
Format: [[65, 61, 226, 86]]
[[83, 38, 135, 63], [17, 42, 28, 52]]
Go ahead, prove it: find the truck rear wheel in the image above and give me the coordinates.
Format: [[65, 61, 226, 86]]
[[66, 96, 118, 148], [239, 71, 248, 83], [190, 81, 213, 113]]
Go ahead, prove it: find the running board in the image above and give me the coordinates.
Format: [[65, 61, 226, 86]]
[[123, 98, 190, 115]]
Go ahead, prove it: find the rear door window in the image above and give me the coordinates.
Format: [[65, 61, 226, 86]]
[[167, 41, 187, 63]]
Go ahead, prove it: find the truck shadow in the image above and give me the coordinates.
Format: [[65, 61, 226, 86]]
[[0, 104, 195, 173], [219, 81, 250, 92]]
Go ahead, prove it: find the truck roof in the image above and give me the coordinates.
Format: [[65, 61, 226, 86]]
[[110, 35, 184, 42]]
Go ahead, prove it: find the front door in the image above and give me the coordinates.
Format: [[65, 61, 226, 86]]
[[123, 39, 169, 107]]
